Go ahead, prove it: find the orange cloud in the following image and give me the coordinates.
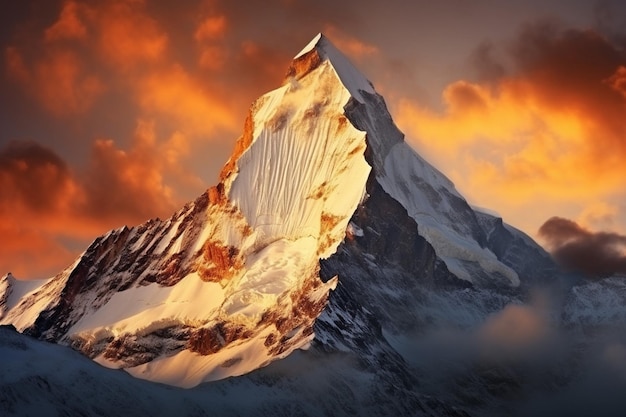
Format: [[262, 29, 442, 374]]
[[195, 15, 227, 42], [82, 138, 174, 224], [44, 0, 88, 42], [0, 223, 76, 279], [0, 140, 90, 254], [395, 27, 626, 235], [0, 136, 177, 230], [198, 45, 228, 70], [5, 47, 30, 89], [77, 120, 197, 227], [0, 122, 200, 278], [0, 140, 78, 216], [477, 302, 551, 357], [193, 10, 229, 71], [136, 65, 237, 135], [577, 202, 620, 232], [41, 0, 169, 72], [6, 47, 105, 116], [5, 0, 240, 145], [606, 65, 626, 99], [229, 40, 289, 93], [442, 80, 488, 113], [475, 292, 552, 357], [5, 0, 175, 118], [35, 50, 105, 116], [94, 0, 168, 70]]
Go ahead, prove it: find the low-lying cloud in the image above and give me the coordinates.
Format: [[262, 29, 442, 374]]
[[395, 283, 626, 416], [539, 216, 626, 278]]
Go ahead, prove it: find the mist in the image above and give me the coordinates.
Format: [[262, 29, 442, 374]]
[[385, 280, 626, 416]]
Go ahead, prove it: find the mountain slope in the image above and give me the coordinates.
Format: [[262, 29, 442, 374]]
[[0, 324, 421, 417], [5, 273, 626, 417], [1, 33, 556, 390]]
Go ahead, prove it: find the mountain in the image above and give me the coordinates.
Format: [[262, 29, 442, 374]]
[[0, 322, 428, 417], [6, 33, 622, 416]]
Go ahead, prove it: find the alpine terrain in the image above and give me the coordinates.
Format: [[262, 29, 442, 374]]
[[2, 34, 626, 417]]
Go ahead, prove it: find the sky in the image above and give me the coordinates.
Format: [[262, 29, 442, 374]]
[[1, 0, 625, 279]]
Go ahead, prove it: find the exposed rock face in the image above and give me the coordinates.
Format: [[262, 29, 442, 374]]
[[19, 191, 214, 339], [0, 274, 13, 319], [219, 112, 254, 182], [197, 241, 242, 283], [286, 46, 323, 80]]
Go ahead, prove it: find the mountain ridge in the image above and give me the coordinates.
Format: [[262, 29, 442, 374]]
[[1, 33, 556, 390]]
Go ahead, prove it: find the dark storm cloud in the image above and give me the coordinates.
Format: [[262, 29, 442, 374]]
[[512, 20, 626, 97], [471, 21, 626, 130], [470, 20, 626, 113], [539, 217, 626, 278]]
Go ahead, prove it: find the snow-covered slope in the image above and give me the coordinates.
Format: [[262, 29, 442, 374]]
[[0, 33, 557, 390], [0, 273, 46, 320], [224, 34, 371, 256]]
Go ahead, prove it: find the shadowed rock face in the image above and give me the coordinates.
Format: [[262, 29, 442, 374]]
[[321, 177, 468, 334], [474, 211, 559, 288], [322, 178, 446, 284], [344, 92, 488, 249], [319, 90, 474, 334]]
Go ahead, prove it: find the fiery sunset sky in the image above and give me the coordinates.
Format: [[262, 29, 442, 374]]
[[2, 0, 626, 279]]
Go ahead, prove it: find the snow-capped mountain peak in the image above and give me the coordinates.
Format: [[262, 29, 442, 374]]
[[0, 33, 556, 390], [0, 33, 375, 388], [293, 33, 375, 102]]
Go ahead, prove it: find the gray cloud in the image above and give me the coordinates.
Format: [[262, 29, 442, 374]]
[[539, 216, 626, 278]]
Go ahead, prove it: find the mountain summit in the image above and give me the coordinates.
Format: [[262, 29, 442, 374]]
[[0, 34, 555, 389]]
